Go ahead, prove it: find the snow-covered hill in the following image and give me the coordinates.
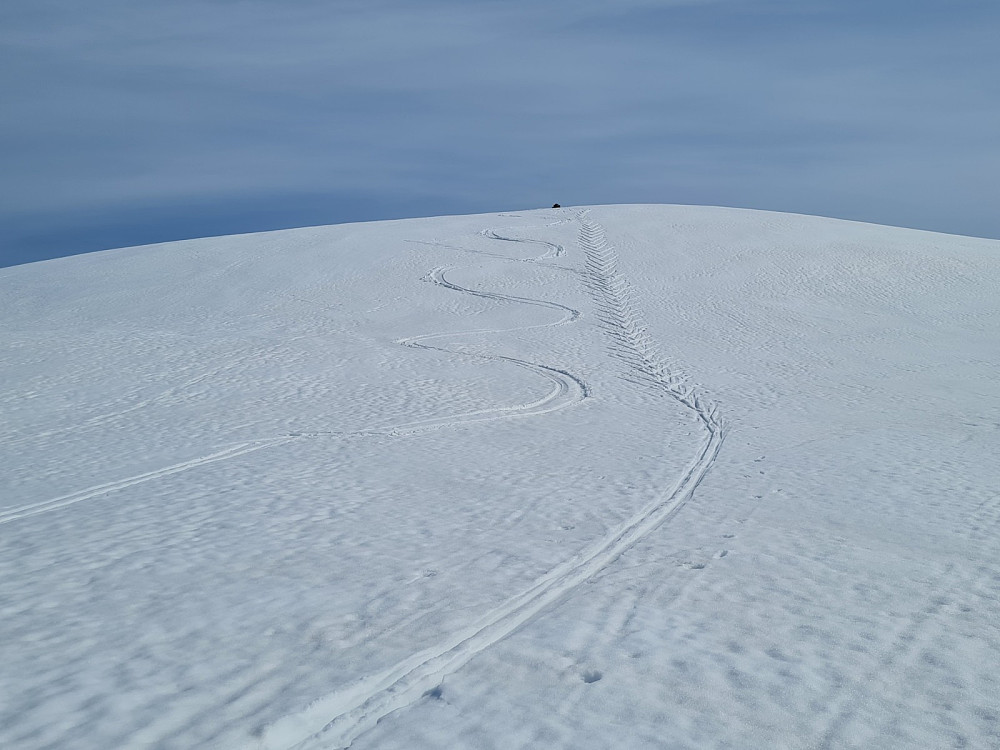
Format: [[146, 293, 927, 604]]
[[2, 205, 998, 749]]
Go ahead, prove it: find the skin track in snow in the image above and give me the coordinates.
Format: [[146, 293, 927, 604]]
[[257, 217, 723, 750], [3, 205, 999, 750]]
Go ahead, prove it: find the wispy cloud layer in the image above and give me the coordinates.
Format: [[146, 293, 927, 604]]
[[2, 0, 998, 264]]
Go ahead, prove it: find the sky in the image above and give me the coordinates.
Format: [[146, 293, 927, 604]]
[[2, 0, 999, 267]]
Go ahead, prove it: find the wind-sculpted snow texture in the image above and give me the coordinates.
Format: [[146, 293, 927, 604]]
[[258, 221, 721, 749], [0, 244, 581, 527], [2, 206, 1000, 750]]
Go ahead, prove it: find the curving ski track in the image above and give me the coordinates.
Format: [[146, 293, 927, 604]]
[[258, 218, 725, 750], [4, 231, 585, 525], [390, 265, 587, 434], [10, 215, 726, 750]]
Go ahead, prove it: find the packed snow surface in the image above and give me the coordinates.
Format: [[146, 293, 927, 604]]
[[2, 205, 999, 749]]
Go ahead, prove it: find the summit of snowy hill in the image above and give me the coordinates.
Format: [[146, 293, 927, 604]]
[[2, 205, 999, 749]]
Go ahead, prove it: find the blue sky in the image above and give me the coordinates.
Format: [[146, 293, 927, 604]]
[[2, 0, 998, 266]]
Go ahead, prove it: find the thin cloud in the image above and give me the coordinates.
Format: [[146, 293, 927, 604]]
[[2, 0, 998, 265]]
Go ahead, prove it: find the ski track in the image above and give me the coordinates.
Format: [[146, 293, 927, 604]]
[[389, 265, 587, 433], [578, 215, 723, 428], [0, 439, 291, 526], [3, 334, 319, 449], [406, 230, 578, 275], [11, 215, 726, 750], [3, 228, 585, 526], [257, 216, 725, 750], [479, 229, 565, 260]]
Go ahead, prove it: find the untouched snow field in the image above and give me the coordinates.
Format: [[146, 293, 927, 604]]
[[2, 205, 999, 749]]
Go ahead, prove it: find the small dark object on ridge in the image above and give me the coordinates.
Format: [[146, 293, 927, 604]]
[[552, 203, 561, 208]]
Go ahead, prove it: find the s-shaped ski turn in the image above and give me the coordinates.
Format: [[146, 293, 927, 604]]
[[5, 231, 585, 525], [256, 217, 725, 750], [390, 264, 587, 435]]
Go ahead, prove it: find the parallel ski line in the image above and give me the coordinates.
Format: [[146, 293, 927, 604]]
[[257, 219, 725, 750], [390, 261, 587, 434], [479, 229, 565, 260], [3, 244, 582, 524], [261, 429, 721, 750], [3, 233, 582, 525], [0, 439, 292, 525], [407, 230, 576, 274]]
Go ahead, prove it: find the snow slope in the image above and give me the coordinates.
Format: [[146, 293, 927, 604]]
[[1, 205, 998, 749]]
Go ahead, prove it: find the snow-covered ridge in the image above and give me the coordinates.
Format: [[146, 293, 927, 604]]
[[258, 214, 724, 749], [2, 205, 998, 749]]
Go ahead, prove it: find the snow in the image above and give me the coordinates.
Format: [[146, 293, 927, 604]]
[[2, 205, 999, 749]]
